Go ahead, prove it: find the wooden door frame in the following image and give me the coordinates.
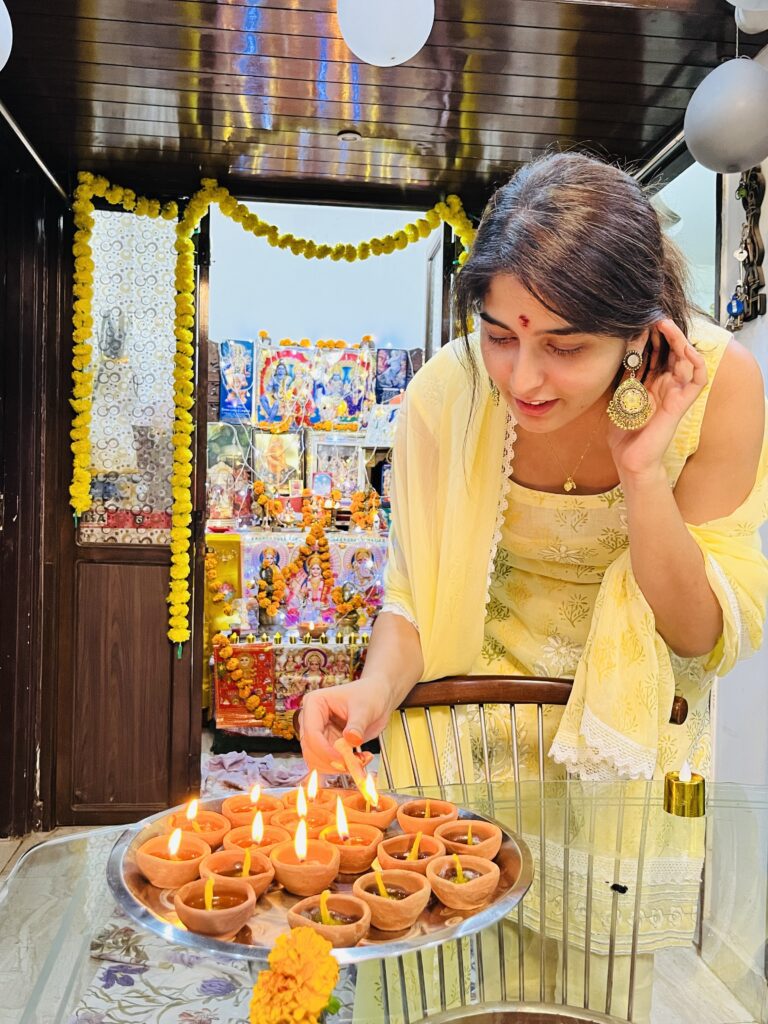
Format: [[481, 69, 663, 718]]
[[51, 207, 207, 826]]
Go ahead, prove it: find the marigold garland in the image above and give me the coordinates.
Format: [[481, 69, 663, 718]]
[[202, 179, 474, 265], [250, 927, 340, 1024], [284, 523, 335, 591], [350, 489, 381, 530], [71, 172, 475, 649]]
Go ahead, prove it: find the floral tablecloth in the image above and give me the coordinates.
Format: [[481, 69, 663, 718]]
[[67, 907, 356, 1024]]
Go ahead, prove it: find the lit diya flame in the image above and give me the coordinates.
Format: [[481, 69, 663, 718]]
[[249, 783, 261, 805], [186, 798, 202, 832], [679, 760, 692, 783], [296, 784, 308, 818], [251, 810, 265, 845], [204, 875, 215, 910], [363, 773, 379, 811], [168, 827, 182, 859], [294, 816, 308, 862], [307, 769, 319, 802], [335, 796, 350, 840]]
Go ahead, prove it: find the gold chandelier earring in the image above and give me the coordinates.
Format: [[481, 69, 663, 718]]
[[607, 349, 652, 430]]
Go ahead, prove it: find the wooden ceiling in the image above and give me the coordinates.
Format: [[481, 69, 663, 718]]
[[0, 0, 762, 207]]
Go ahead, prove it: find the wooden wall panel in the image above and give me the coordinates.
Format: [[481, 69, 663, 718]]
[[0, 119, 70, 838], [72, 562, 173, 811]]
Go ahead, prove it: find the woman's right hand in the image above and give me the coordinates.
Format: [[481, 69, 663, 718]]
[[299, 678, 394, 775]]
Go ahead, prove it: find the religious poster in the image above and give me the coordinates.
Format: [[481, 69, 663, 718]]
[[219, 338, 256, 422]]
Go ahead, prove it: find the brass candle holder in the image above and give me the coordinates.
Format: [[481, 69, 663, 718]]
[[664, 763, 705, 817]]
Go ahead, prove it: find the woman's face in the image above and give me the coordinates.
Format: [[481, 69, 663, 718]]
[[479, 275, 646, 434]]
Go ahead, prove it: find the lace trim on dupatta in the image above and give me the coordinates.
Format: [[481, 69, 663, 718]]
[[484, 409, 517, 615], [550, 704, 657, 781], [707, 554, 748, 659]]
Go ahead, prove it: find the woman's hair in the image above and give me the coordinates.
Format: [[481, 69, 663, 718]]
[[455, 152, 693, 398]]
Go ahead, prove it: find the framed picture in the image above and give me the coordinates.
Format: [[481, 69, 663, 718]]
[[206, 422, 253, 520], [375, 348, 409, 403], [314, 348, 375, 428], [364, 403, 399, 448], [274, 646, 353, 713], [219, 339, 255, 421], [251, 431, 303, 490], [255, 347, 315, 427], [307, 434, 366, 498]]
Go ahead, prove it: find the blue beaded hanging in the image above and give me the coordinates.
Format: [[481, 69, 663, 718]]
[[726, 235, 748, 333]]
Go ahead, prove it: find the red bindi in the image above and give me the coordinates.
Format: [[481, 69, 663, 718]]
[[518, 315, 530, 327]]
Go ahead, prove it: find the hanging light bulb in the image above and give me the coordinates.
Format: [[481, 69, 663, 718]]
[[336, 0, 434, 68], [0, 2, 12, 74]]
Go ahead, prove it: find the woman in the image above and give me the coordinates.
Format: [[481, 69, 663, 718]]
[[301, 152, 768, 785], [300, 152, 768, 1022]]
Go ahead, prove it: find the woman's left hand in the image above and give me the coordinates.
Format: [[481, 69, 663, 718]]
[[608, 318, 708, 482]]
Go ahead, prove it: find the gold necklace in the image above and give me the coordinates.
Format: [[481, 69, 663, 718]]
[[543, 412, 605, 493]]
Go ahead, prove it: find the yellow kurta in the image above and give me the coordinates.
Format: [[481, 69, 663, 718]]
[[358, 321, 768, 1023], [382, 319, 768, 785]]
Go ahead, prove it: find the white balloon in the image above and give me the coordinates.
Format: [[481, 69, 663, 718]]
[[684, 58, 768, 172], [0, 1, 12, 74], [723, 0, 768, 10], [336, 0, 434, 67]]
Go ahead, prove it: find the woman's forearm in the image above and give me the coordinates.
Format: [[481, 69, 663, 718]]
[[360, 610, 425, 712], [622, 468, 722, 657]]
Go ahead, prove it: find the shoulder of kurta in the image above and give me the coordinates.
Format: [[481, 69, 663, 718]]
[[690, 315, 730, 357]]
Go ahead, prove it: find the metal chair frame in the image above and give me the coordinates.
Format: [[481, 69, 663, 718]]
[[371, 675, 684, 1024]]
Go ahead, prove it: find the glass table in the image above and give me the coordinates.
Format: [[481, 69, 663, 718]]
[[0, 781, 766, 1024]]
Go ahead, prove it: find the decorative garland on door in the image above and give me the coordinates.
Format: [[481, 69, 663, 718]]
[[69, 172, 476, 649]]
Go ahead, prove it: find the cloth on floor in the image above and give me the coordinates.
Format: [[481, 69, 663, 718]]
[[201, 752, 310, 795]]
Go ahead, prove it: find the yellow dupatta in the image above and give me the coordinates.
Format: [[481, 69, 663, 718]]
[[382, 331, 768, 783]]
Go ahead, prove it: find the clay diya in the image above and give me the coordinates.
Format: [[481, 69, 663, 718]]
[[341, 791, 398, 830], [221, 784, 283, 828], [353, 869, 432, 931], [396, 798, 458, 837], [427, 854, 500, 911], [434, 819, 503, 860], [136, 827, 211, 888], [166, 799, 231, 850], [315, 786, 353, 809], [271, 804, 333, 839], [376, 831, 446, 875], [282, 776, 321, 810], [223, 811, 291, 856], [174, 876, 256, 939], [319, 797, 382, 874], [200, 847, 275, 899], [270, 819, 340, 897], [287, 889, 371, 947]]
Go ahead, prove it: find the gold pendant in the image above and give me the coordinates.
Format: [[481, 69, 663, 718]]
[[563, 477, 576, 493]]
